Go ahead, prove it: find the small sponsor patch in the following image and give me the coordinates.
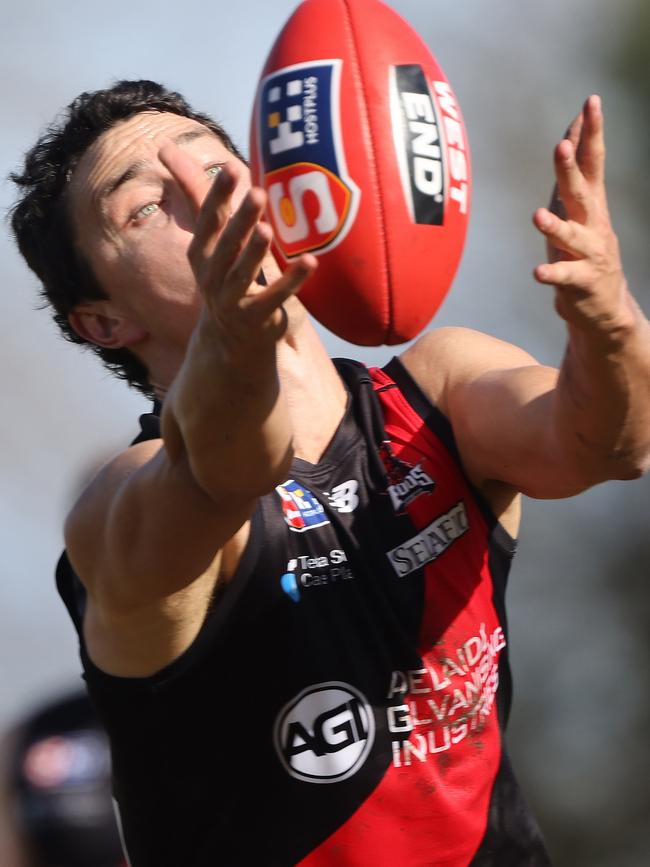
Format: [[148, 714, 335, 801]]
[[257, 60, 360, 258], [280, 550, 354, 601], [387, 462, 435, 512], [276, 480, 330, 533], [387, 501, 468, 577]]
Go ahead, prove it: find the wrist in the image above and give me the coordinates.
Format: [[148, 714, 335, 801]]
[[565, 282, 644, 353]]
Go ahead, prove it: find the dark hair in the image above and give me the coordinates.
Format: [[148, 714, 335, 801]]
[[10, 79, 246, 397]]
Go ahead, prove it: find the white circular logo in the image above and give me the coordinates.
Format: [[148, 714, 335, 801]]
[[274, 681, 375, 784]]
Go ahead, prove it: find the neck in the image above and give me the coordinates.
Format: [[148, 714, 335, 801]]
[[146, 342, 187, 401]]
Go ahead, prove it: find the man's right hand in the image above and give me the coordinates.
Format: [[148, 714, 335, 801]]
[[160, 146, 315, 351], [65, 143, 316, 678], [158, 145, 316, 498]]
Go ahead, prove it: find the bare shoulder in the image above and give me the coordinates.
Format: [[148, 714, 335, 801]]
[[400, 326, 539, 417], [65, 438, 178, 598], [65, 439, 162, 577], [65, 438, 252, 677]]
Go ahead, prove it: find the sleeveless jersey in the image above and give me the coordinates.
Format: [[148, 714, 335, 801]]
[[57, 358, 551, 867]]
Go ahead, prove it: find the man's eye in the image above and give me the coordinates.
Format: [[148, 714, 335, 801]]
[[136, 202, 160, 219], [205, 165, 223, 179]]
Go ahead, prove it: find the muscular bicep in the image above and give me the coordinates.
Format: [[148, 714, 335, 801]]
[[65, 438, 253, 611], [449, 363, 574, 497], [403, 327, 592, 499]]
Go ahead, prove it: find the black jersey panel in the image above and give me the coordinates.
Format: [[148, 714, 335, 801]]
[[487, 529, 514, 730], [469, 751, 553, 866], [56, 359, 549, 867], [132, 410, 161, 444]]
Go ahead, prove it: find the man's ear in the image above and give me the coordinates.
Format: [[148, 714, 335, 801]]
[[68, 301, 147, 349]]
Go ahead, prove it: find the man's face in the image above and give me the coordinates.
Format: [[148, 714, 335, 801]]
[[68, 111, 251, 351]]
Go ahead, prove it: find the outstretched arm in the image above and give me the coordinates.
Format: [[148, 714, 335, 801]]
[[404, 96, 650, 499], [531, 95, 650, 486], [66, 148, 316, 676], [158, 149, 316, 501]]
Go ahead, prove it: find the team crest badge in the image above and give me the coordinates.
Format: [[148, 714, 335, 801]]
[[276, 480, 330, 533], [256, 60, 360, 258], [379, 442, 436, 513]]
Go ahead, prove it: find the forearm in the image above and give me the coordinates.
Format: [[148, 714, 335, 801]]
[[554, 293, 650, 481], [531, 96, 650, 484], [162, 311, 293, 502], [151, 152, 314, 505]]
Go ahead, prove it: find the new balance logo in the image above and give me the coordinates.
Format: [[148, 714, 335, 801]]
[[325, 480, 360, 514]]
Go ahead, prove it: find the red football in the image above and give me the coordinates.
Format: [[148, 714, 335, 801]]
[[249, 0, 471, 345]]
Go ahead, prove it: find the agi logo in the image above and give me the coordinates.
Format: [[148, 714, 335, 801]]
[[274, 682, 375, 784], [257, 60, 360, 258]]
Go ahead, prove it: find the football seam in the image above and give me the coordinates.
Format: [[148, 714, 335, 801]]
[[341, 0, 392, 343]]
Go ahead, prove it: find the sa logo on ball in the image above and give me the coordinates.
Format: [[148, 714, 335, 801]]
[[256, 60, 361, 258]]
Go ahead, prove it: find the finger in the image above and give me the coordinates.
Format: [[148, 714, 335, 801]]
[[547, 181, 566, 225], [534, 258, 594, 289], [186, 166, 239, 266], [533, 208, 597, 261], [159, 143, 235, 220], [549, 110, 584, 216], [158, 142, 205, 213], [160, 143, 239, 264], [564, 110, 584, 150], [203, 188, 267, 294], [554, 138, 591, 223], [576, 94, 605, 185], [240, 255, 318, 323], [217, 221, 274, 308]]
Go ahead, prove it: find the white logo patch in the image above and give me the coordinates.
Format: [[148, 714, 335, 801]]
[[274, 682, 375, 784], [386, 501, 469, 577], [325, 479, 360, 514]]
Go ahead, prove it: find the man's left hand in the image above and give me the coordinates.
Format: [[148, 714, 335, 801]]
[[533, 95, 634, 341]]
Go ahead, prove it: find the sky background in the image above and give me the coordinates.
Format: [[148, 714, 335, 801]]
[[1, 2, 648, 865]]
